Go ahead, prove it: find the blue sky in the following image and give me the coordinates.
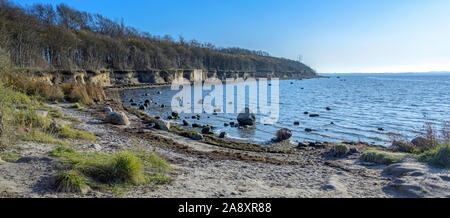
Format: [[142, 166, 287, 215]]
[[14, 0, 450, 73]]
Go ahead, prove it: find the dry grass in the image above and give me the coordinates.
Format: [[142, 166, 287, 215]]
[[3, 73, 64, 101], [64, 82, 105, 105]]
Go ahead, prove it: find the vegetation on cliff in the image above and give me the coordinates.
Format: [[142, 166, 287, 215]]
[[0, 0, 315, 76]]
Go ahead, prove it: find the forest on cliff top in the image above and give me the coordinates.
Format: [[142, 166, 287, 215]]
[[0, 0, 315, 75]]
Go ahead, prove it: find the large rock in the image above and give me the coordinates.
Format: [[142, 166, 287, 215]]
[[106, 112, 130, 126], [219, 132, 227, 138], [202, 126, 212, 134], [237, 107, 256, 126], [275, 128, 292, 141], [154, 119, 171, 131], [191, 133, 203, 140]]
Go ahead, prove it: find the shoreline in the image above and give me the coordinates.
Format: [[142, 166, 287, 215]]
[[104, 75, 325, 91], [1, 99, 448, 198]]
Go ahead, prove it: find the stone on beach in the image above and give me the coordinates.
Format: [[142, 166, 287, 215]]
[[106, 112, 130, 126], [154, 119, 171, 131], [191, 133, 203, 140], [219, 132, 227, 138], [104, 107, 113, 113]]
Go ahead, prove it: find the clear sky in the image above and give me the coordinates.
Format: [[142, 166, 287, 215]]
[[13, 0, 450, 73]]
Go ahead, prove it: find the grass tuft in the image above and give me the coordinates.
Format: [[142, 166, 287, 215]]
[[55, 124, 96, 141], [417, 143, 450, 169], [22, 129, 68, 146], [108, 152, 145, 184], [53, 170, 88, 193], [360, 150, 403, 165], [49, 147, 171, 192]]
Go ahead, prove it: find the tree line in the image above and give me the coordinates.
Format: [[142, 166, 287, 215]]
[[0, 0, 315, 75]]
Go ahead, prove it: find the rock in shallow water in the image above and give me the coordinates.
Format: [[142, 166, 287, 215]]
[[202, 126, 212, 134], [274, 128, 292, 141], [219, 132, 227, 138], [237, 107, 256, 126]]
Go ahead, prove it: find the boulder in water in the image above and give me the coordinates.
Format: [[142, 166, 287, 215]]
[[237, 107, 256, 126], [275, 128, 292, 141], [202, 126, 212, 134]]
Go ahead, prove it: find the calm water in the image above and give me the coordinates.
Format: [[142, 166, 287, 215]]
[[120, 73, 450, 146]]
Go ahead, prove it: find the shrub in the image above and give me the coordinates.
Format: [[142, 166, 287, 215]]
[[53, 170, 88, 193], [392, 140, 417, 153], [0, 47, 11, 74], [14, 110, 49, 130], [418, 143, 450, 169], [332, 143, 349, 157], [360, 150, 403, 165]]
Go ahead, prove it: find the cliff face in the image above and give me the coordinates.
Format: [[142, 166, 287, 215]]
[[34, 68, 317, 88]]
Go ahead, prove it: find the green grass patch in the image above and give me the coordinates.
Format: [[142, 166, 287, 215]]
[[55, 124, 96, 141], [0, 151, 21, 162], [49, 147, 171, 193], [49, 108, 79, 122], [69, 102, 84, 110], [417, 144, 450, 169], [22, 129, 68, 146], [360, 150, 403, 165]]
